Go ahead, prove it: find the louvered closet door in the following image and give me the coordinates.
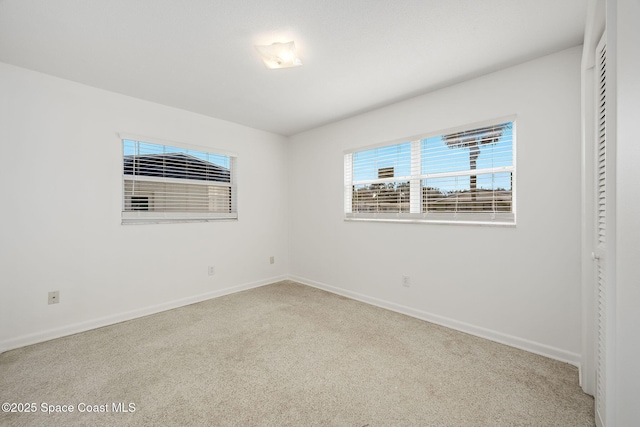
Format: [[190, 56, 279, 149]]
[[594, 33, 607, 427]]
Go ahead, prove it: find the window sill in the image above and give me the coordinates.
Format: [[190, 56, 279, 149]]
[[344, 216, 516, 227], [122, 212, 238, 225]]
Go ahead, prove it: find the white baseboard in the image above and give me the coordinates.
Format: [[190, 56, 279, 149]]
[[2, 274, 582, 370], [0, 275, 287, 354], [289, 275, 582, 368]]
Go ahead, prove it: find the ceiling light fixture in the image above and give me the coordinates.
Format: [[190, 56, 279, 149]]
[[254, 41, 302, 69]]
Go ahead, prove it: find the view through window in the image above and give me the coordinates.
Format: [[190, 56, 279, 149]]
[[122, 137, 237, 224], [344, 120, 515, 224]]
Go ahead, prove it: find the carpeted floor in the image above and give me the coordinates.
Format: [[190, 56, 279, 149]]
[[0, 280, 594, 426]]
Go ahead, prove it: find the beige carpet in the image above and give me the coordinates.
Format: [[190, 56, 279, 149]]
[[0, 280, 594, 426]]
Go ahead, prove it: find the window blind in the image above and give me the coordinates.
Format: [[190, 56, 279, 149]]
[[344, 119, 515, 225], [121, 137, 237, 224], [349, 142, 412, 214]]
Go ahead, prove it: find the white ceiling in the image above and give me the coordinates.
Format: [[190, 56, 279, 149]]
[[0, 0, 586, 136]]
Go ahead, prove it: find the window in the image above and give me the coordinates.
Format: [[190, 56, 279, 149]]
[[121, 135, 237, 224], [344, 119, 515, 225]]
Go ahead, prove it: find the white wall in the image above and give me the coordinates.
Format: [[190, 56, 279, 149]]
[[0, 62, 290, 351], [612, 0, 640, 423], [289, 47, 583, 364]]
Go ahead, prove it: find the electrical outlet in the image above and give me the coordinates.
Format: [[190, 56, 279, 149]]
[[48, 291, 60, 305], [270, 256, 275, 265], [208, 266, 216, 276], [402, 276, 411, 287]]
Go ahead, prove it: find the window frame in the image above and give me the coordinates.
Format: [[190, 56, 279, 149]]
[[120, 133, 237, 225], [344, 117, 516, 226]]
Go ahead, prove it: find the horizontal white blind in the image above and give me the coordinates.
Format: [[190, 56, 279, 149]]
[[421, 124, 513, 175], [352, 182, 411, 213], [122, 139, 237, 224], [344, 120, 515, 224], [421, 122, 514, 216], [344, 153, 353, 214], [350, 142, 412, 213]]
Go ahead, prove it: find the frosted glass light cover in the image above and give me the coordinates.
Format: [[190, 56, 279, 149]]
[[255, 41, 302, 69]]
